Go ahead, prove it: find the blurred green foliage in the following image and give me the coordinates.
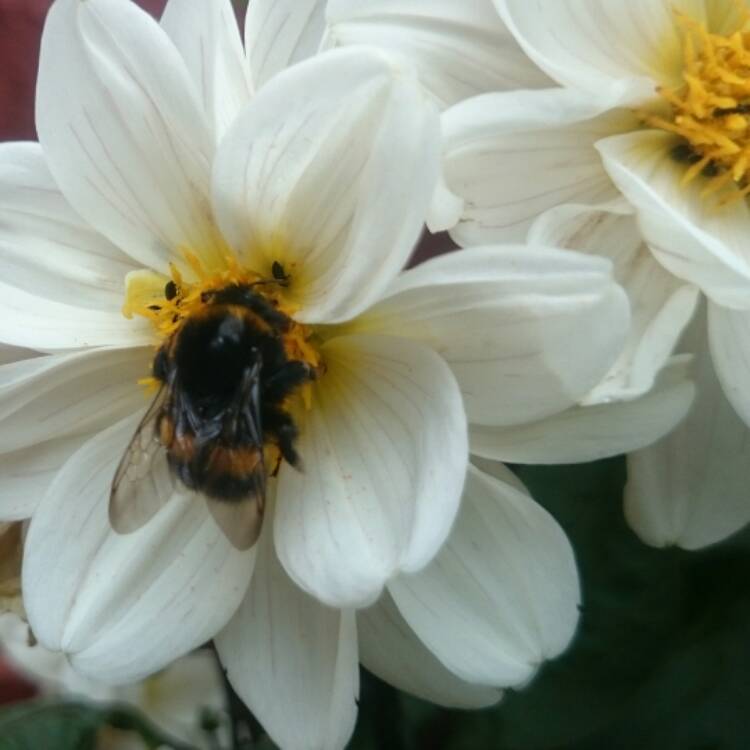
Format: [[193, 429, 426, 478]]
[[0, 700, 196, 750], [2, 458, 749, 749]]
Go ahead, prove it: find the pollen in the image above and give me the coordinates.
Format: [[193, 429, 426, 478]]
[[643, 4, 750, 202]]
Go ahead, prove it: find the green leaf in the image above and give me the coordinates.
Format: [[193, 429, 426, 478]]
[[0, 702, 101, 750]]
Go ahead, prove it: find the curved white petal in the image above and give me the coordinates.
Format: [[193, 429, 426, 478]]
[[597, 130, 750, 309], [161, 0, 252, 142], [0, 434, 91, 521], [325, 0, 551, 109], [625, 312, 750, 549], [0, 142, 136, 309], [709, 303, 750, 429], [0, 347, 149, 455], [357, 245, 630, 426], [529, 202, 701, 400], [494, 0, 679, 105], [275, 334, 468, 609], [0, 282, 152, 352], [23, 415, 255, 684], [440, 89, 630, 244], [212, 47, 440, 323], [389, 464, 580, 687], [216, 516, 358, 750], [244, 0, 327, 91], [358, 592, 501, 709], [470, 357, 695, 464], [426, 173, 465, 234], [0, 142, 149, 350], [37, 0, 217, 272]]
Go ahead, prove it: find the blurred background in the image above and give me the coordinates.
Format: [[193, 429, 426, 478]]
[[1, 1, 750, 748]]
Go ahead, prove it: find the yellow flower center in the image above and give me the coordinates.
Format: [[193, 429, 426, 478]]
[[123, 249, 322, 409], [644, 5, 750, 201]]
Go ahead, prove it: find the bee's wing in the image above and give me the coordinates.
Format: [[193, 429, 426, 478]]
[[207, 493, 265, 551], [109, 387, 177, 533]]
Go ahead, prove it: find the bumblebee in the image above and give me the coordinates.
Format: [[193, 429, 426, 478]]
[[109, 271, 314, 550]]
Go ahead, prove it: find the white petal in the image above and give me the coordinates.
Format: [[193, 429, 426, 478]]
[[625, 311, 750, 548], [23, 415, 255, 683], [0, 345, 37, 367], [389, 464, 580, 687], [494, 0, 679, 105], [161, 0, 252, 142], [440, 89, 631, 245], [37, 0, 217, 271], [528, 202, 700, 400], [357, 245, 630, 426], [275, 334, 468, 608], [0, 434, 91, 521], [358, 592, 501, 709], [216, 517, 358, 750], [0, 142, 137, 309], [0, 142, 150, 350], [426, 173, 465, 234], [597, 130, 750, 309], [709, 303, 750, 429], [470, 357, 695, 464], [325, 0, 551, 109], [212, 47, 440, 323], [0, 347, 149, 455], [244, 0, 327, 90], [0, 283, 153, 351]]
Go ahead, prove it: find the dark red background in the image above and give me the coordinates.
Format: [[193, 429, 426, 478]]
[[0, 0, 169, 141]]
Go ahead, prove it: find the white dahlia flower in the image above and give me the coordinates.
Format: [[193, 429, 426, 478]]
[[439, 0, 750, 413], [357, 0, 749, 549], [0, 1, 635, 748]]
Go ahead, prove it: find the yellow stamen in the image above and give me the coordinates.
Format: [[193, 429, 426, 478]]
[[643, 3, 750, 202]]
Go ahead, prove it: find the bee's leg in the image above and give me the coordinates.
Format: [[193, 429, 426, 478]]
[[263, 406, 302, 469], [263, 361, 314, 403]]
